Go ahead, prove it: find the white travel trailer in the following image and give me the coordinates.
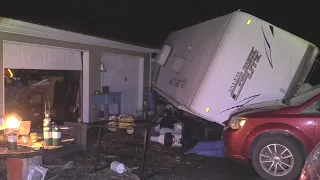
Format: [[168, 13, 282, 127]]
[[152, 10, 319, 125]]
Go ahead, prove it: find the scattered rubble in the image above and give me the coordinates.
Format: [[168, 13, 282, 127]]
[[0, 126, 261, 180], [45, 160, 140, 180]]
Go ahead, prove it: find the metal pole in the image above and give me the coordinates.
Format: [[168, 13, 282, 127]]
[[95, 126, 102, 163], [140, 127, 150, 178], [140, 100, 149, 178]]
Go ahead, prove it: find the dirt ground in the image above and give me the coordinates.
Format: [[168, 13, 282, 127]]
[[0, 129, 263, 180]]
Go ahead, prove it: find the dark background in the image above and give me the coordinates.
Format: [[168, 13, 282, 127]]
[[1, 0, 320, 85], [0, 1, 319, 48]]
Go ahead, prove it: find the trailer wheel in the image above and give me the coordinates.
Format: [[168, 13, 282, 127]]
[[251, 135, 304, 180]]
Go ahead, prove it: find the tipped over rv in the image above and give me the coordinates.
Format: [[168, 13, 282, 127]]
[[152, 11, 319, 125]]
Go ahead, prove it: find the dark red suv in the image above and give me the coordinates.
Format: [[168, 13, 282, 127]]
[[223, 86, 320, 180]]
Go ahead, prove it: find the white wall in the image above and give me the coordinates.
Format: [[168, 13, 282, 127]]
[[101, 53, 144, 115]]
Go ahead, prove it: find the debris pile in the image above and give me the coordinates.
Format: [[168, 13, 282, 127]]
[[151, 116, 183, 147], [107, 114, 137, 134], [44, 156, 141, 180]]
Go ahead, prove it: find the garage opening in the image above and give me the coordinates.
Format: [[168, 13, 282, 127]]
[[4, 69, 81, 129], [2, 41, 89, 124]]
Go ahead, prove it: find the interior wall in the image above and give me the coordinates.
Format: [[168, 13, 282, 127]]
[[0, 31, 151, 122], [100, 53, 143, 115]]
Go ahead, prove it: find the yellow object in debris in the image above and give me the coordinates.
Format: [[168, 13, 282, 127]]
[[30, 132, 38, 143], [119, 117, 135, 123], [118, 116, 136, 129], [32, 142, 44, 150], [118, 122, 136, 129], [8, 69, 13, 78]]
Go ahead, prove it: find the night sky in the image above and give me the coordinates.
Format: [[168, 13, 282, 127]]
[[0, 1, 319, 48]]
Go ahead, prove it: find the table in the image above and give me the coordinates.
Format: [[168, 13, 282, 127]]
[[0, 134, 75, 180], [88, 119, 160, 180]]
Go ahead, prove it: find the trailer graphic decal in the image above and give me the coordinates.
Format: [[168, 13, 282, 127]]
[[269, 25, 274, 37], [229, 47, 262, 101], [219, 94, 261, 113], [262, 26, 273, 68]]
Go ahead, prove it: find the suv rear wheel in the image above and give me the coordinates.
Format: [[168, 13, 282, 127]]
[[251, 135, 304, 180]]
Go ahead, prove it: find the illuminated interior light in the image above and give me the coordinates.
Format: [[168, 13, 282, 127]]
[[8, 69, 13, 78], [205, 107, 210, 113], [247, 19, 252, 25]]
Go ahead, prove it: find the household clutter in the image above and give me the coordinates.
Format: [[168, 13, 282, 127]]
[[4, 69, 81, 128], [2, 67, 83, 180], [0, 103, 77, 180], [1, 69, 226, 180], [147, 104, 224, 158], [90, 96, 224, 156]]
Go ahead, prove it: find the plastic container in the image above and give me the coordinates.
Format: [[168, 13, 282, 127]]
[[126, 127, 134, 134], [110, 161, 125, 174], [30, 132, 38, 143], [7, 133, 17, 150], [150, 136, 159, 142], [150, 135, 165, 145], [43, 117, 52, 146], [52, 123, 61, 146], [43, 126, 52, 146]]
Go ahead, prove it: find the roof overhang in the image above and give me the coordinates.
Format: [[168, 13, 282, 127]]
[[0, 17, 159, 54]]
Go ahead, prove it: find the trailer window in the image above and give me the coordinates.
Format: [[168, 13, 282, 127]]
[[306, 59, 320, 86], [172, 56, 185, 74], [301, 101, 320, 114]]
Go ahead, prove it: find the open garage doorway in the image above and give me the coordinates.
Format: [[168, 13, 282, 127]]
[[2, 41, 90, 125], [4, 69, 82, 129]]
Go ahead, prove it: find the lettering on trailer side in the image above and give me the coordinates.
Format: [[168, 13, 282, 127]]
[[229, 47, 262, 100], [169, 78, 188, 89]]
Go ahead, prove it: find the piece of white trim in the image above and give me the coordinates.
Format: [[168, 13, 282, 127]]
[[3, 40, 88, 52], [0, 17, 159, 54], [2, 44, 4, 116], [148, 53, 152, 89], [138, 57, 145, 110], [82, 51, 90, 123]]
